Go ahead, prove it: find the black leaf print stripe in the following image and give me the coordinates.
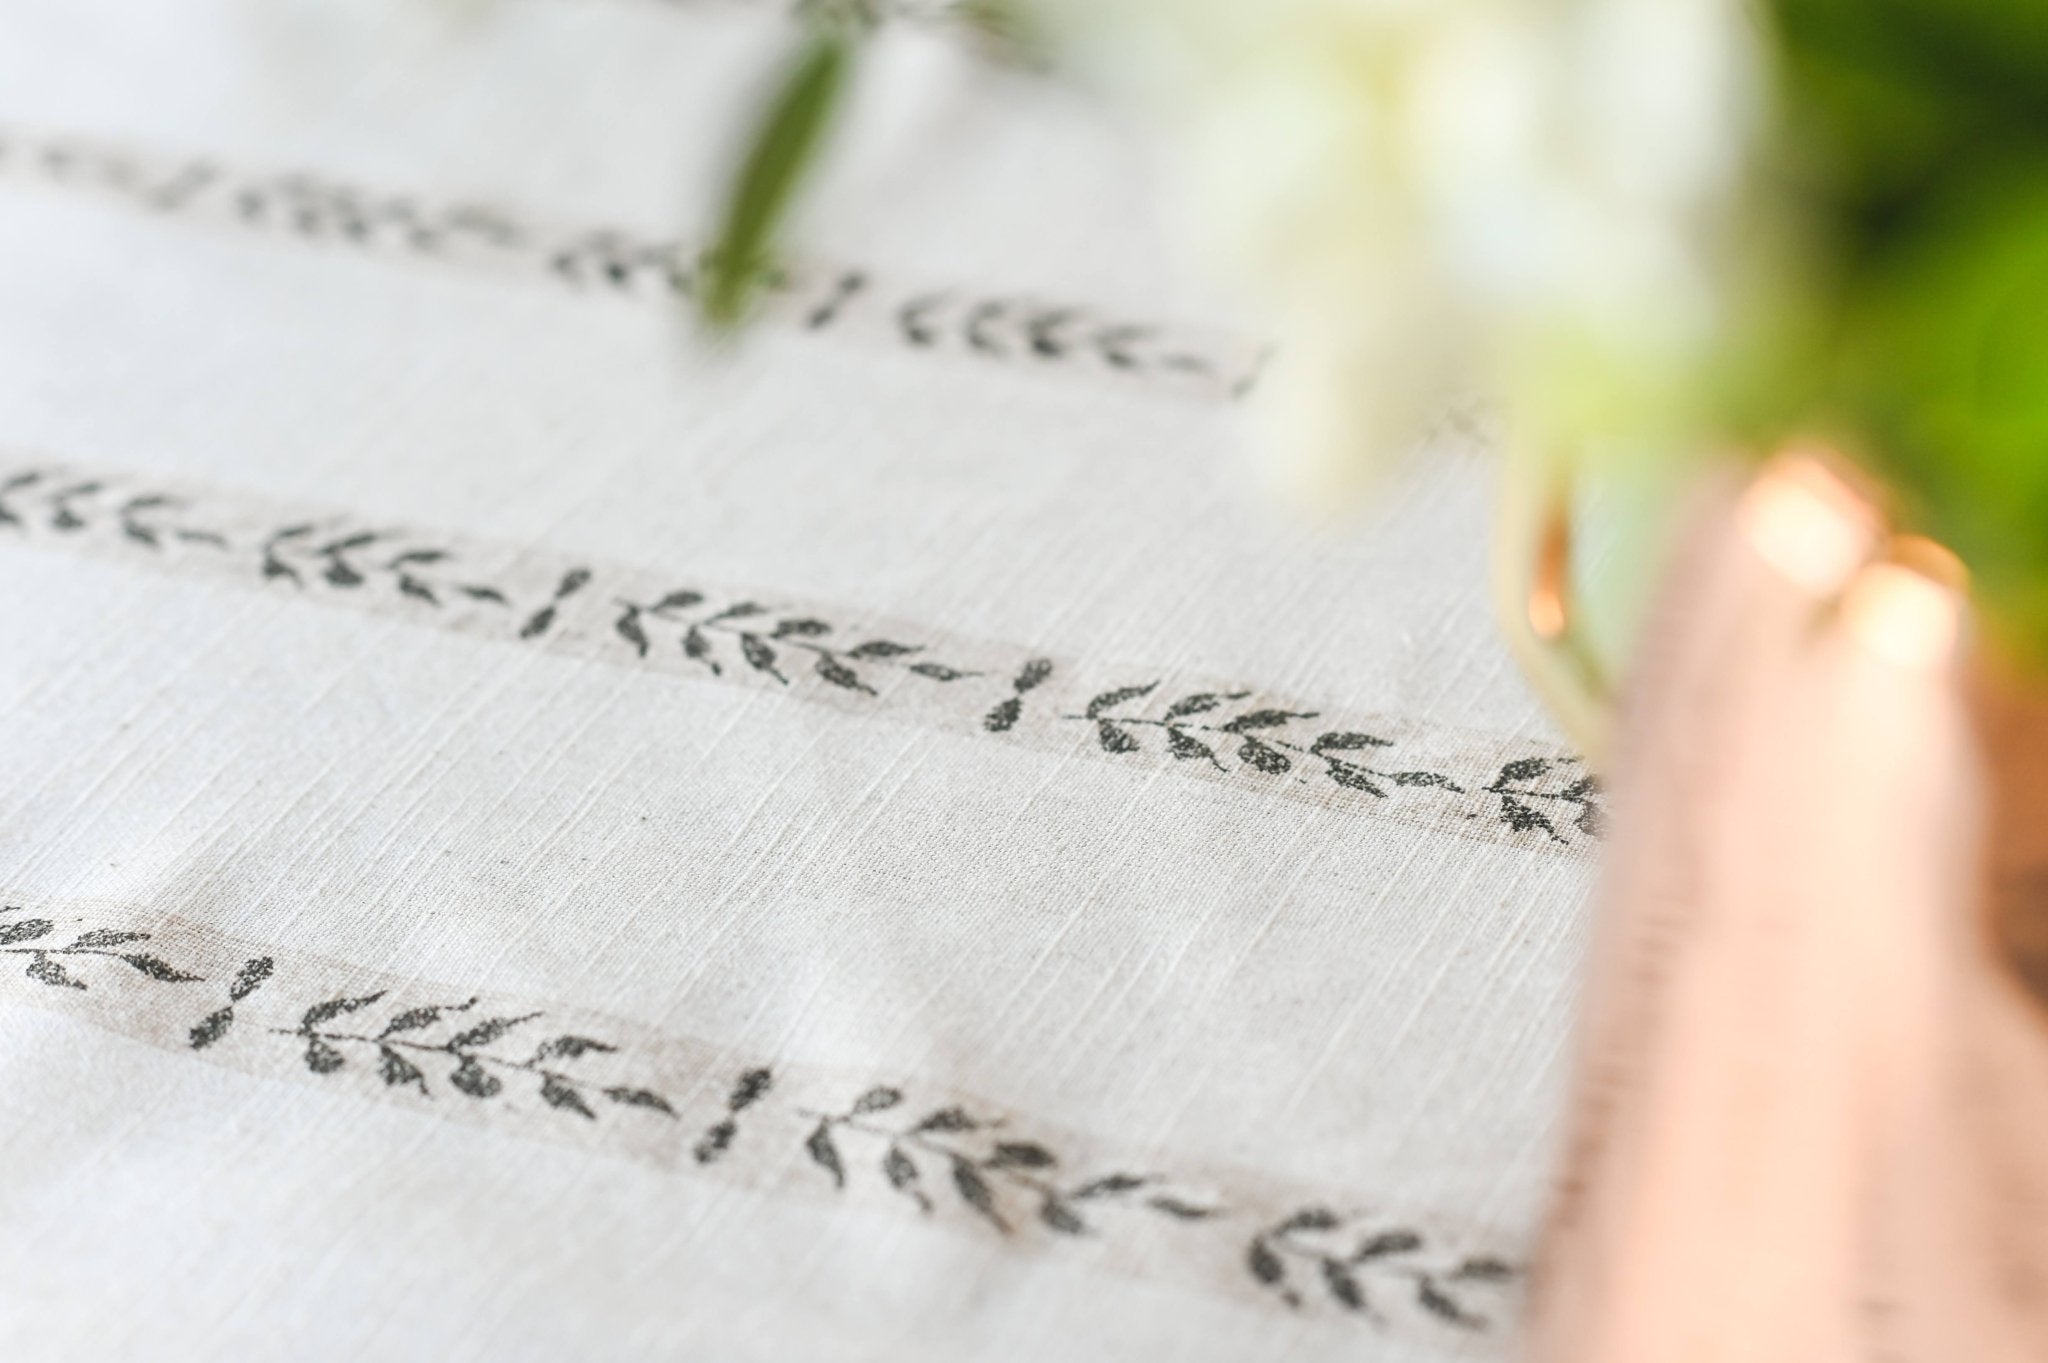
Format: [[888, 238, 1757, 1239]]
[[0, 898, 1524, 1341], [0, 457, 1604, 853], [0, 125, 1260, 402]]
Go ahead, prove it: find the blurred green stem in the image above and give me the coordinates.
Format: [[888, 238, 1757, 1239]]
[[700, 25, 855, 331]]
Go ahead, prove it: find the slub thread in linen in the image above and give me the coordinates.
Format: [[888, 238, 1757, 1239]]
[[0, 461, 1605, 850]]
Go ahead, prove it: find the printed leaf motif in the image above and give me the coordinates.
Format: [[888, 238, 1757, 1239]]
[[1388, 771, 1459, 789], [540, 1075, 596, 1119], [912, 1106, 976, 1133], [1073, 1174, 1148, 1199], [1352, 1230, 1423, 1261], [729, 1068, 774, 1110], [883, 1146, 929, 1211], [693, 1119, 737, 1164], [1248, 1239, 1286, 1287], [1322, 1259, 1368, 1312], [1164, 692, 1227, 719], [25, 957, 83, 990], [908, 662, 969, 681], [771, 617, 831, 638], [1324, 761, 1385, 796], [814, 655, 873, 694], [602, 1087, 675, 1115], [1146, 1196, 1218, 1220], [806, 1120, 846, 1188], [1415, 1277, 1484, 1329], [987, 1141, 1055, 1170], [1312, 732, 1391, 752], [378, 1046, 427, 1093], [982, 696, 1022, 733], [1039, 1198, 1089, 1236], [69, 928, 148, 949], [1562, 775, 1601, 800], [1012, 659, 1053, 693], [1164, 728, 1216, 764], [846, 640, 916, 659], [120, 954, 199, 982], [323, 559, 364, 588], [1498, 757, 1550, 783], [556, 568, 592, 599], [651, 590, 704, 612], [448, 1013, 539, 1050], [459, 584, 507, 605], [950, 1157, 1007, 1233], [850, 1086, 903, 1114], [0, 918, 54, 944], [188, 1007, 233, 1050], [1220, 709, 1308, 733], [1237, 737, 1290, 774], [1498, 795, 1560, 841], [615, 608, 650, 657], [534, 1035, 617, 1062], [300, 991, 387, 1031], [1096, 721, 1139, 754], [1280, 1207, 1342, 1234], [449, 1057, 502, 1099], [517, 605, 556, 640], [1452, 1256, 1517, 1282], [682, 626, 718, 673], [739, 634, 785, 683], [304, 1037, 345, 1073], [1085, 683, 1156, 719], [397, 575, 437, 605], [378, 1000, 472, 1037]]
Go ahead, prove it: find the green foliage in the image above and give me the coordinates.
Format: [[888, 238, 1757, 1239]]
[[1842, 168, 2048, 657], [1752, 0, 2048, 653], [700, 29, 853, 331]]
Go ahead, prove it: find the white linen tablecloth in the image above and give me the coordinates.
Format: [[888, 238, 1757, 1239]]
[[0, 3, 1596, 1358]]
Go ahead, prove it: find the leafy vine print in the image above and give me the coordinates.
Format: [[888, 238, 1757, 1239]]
[[800, 1086, 1218, 1236], [1245, 1207, 1518, 1327], [1488, 757, 1604, 842], [274, 993, 677, 1120], [610, 591, 977, 693], [0, 125, 1258, 399], [1, 897, 1528, 1341], [1070, 683, 1470, 797], [0, 905, 201, 991], [693, 1066, 776, 1164], [0, 458, 1606, 851]]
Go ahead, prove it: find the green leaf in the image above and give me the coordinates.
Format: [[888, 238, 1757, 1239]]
[[701, 32, 853, 331]]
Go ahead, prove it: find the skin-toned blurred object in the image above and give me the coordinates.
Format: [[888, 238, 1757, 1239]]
[[1523, 455, 2048, 1361]]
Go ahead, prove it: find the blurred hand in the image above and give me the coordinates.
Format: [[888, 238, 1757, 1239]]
[[1524, 455, 2048, 1362]]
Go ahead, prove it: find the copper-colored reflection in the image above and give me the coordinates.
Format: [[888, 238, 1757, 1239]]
[[1977, 663, 2048, 1010], [1528, 496, 1571, 643]]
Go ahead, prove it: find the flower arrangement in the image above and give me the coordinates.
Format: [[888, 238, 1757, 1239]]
[[704, 0, 2048, 735]]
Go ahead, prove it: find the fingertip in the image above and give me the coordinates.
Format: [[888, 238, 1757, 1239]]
[[1739, 450, 1886, 598]]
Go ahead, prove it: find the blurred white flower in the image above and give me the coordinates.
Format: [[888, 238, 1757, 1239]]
[[1030, 0, 1758, 512]]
